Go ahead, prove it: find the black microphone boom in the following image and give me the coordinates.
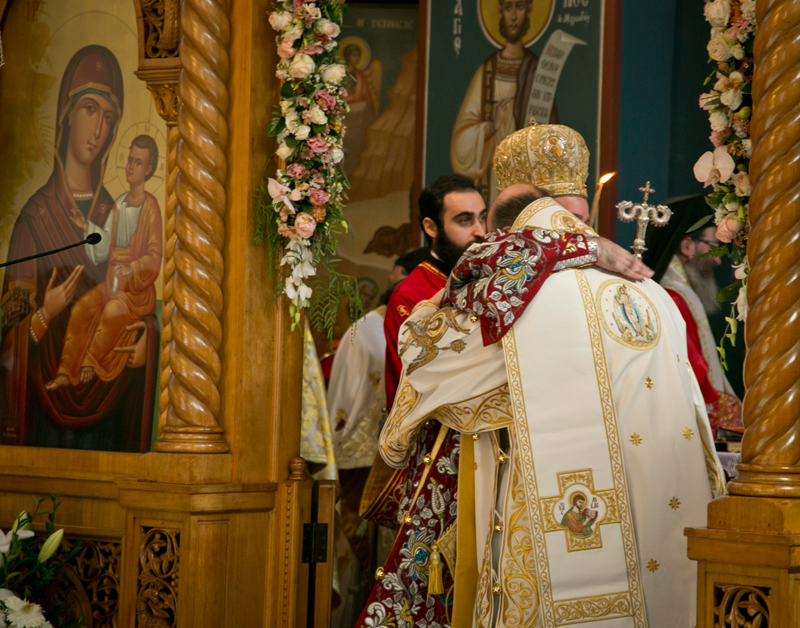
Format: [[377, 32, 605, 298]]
[[0, 234, 103, 270]]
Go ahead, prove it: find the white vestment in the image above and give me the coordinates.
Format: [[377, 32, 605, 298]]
[[327, 306, 387, 469], [380, 199, 724, 628]]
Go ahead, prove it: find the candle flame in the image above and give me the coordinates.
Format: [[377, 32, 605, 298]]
[[599, 172, 617, 185]]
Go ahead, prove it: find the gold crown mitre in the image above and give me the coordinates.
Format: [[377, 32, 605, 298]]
[[494, 120, 589, 198]]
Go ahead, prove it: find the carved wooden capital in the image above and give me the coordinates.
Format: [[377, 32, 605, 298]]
[[729, 0, 800, 496], [147, 82, 181, 124]]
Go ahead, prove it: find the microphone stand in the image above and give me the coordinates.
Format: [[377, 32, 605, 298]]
[[0, 235, 101, 269]]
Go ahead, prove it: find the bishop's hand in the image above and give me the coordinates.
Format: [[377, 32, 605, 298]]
[[595, 237, 654, 282]]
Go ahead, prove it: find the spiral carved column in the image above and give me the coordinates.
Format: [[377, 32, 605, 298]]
[[154, 0, 230, 453], [728, 0, 800, 496]]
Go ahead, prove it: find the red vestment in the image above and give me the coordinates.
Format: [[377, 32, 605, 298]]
[[384, 256, 449, 410], [666, 288, 742, 431]]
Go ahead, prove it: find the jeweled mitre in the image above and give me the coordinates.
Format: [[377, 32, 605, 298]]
[[494, 120, 590, 198]]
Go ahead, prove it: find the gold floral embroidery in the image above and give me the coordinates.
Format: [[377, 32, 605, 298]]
[[646, 559, 659, 573], [629, 433, 642, 446], [683, 427, 694, 441], [669, 497, 681, 510], [553, 592, 633, 625], [645, 377, 653, 389], [399, 306, 470, 375]]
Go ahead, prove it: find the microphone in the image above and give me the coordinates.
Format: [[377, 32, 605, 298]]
[[0, 233, 103, 269]]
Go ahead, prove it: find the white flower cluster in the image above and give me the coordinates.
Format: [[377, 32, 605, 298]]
[[693, 0, 755, 322], [266, 0, 348, 323], [0, 591, 50, 628]]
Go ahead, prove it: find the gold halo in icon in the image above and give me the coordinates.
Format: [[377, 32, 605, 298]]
[[337, 36, 371, 70]]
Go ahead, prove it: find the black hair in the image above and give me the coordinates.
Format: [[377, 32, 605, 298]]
[[491, 188, 545, 230], [394, 247, 430, 276], [418, 174, 478, 246]]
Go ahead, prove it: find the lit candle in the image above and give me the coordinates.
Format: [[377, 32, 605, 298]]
[[589, 172, 616, 231]]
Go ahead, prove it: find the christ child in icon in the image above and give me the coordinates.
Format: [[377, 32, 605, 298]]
[[47, 135, 163, 390]]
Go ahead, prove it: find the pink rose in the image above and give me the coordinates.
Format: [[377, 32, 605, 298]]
[[716, 213, 744, 243], [709, 129, 731, 146], [294, 212, 317, 238], [733, 171, 752, 196], [293, 0, 310, 11], [277, 40, 297, 59], [307, 136, 329, 154], [285, 163, 307, 178], [315, 89, 337, 111], [309, 187, 330, 206], [699, 92, 716, 111]]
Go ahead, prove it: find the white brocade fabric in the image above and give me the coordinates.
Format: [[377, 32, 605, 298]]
[[380, 200, 725, 628], [300, 321, 338, 481], [327, 306, 387, 469]]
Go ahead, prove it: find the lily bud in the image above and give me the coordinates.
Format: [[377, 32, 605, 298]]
[[736, 106, 751, 120], [38, 529, 64, 563], [12, 511, 31, 532]]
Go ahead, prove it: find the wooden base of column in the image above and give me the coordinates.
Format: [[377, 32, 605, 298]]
[[686, 496, 800, 627], [728, 465, 800, 499], [154, 426, 230, 453]]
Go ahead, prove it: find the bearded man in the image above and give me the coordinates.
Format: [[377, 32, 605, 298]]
[[643, 195, 742, 432], [451, 0, 558, 205]]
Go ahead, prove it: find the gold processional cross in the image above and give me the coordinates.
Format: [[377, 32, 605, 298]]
[[616, 182, 673, 259]]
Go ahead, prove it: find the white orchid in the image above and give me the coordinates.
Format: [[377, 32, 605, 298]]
[[734, 282, 748, 321], [0, 528, 34, 555], [268, 178, 302, 213], [694, 145, 736, 187]]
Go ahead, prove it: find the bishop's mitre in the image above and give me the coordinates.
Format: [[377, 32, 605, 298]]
[[494, 119, 590, 199]]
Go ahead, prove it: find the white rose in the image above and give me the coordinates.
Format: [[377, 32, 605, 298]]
[[282, 25, 304, 44], [306, 6, 322, 20], [741, 0, 756, 23], [289, 54, 316, 80], [729, 71, 743, 83], [315, 18, 341, 38], [280, 99, 295, 114], [309, 105, 327, 125], [704, 0, 731, 28], [731, 43, 745, 60], [709, 109, 732, 132], [269, 11, 293, 31], [742, 139, 753, 158], [720, 88, 743, 111], [276, 142, 295, 160], [295, 124, 311, 140], [708, 33, 733, 61], [322, 64, 347, 85], [331, 148, 344, 163]]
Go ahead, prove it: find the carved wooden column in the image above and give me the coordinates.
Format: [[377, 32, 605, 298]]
[[154, 0, 231, 453], [686, 2, 800, 625], [134, 0, 183, 438]]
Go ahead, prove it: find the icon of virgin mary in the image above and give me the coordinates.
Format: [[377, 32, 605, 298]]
[[0, 45, 159, 452]]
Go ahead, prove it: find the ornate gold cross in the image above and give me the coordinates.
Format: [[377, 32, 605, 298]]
[[616, 181, 672, 259]]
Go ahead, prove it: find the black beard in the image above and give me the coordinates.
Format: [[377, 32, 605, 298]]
[[684, 257, 721, 316], [434, 228, 483, 271]]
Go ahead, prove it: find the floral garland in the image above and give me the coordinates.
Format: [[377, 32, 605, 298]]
[[256, 0, 361, 334], [692, 0, 756, 368]]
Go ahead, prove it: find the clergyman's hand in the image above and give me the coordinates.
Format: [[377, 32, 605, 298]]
[[595, 237, 654, 281], [42, 266, 84, 324]]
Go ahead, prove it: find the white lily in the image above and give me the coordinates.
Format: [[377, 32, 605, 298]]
[[0, 528, 34, 555]]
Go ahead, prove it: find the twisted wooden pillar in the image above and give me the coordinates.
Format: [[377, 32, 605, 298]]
[[159, 122, 179, 429], [154, 0, 230, 452], [728, 0, 800, 496]]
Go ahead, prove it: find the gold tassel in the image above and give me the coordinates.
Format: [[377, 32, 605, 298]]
[[428, 540, 444, 595]]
